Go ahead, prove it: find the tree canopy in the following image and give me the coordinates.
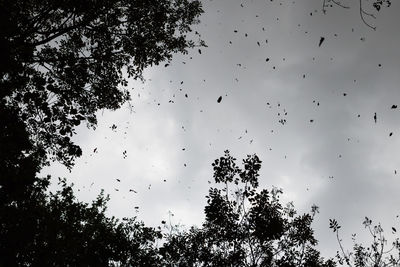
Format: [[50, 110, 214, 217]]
[[0, 151, 337, 266], [0, 176, 161, 266], [0, 0, 204, 171], [159, 151, 336, 267]]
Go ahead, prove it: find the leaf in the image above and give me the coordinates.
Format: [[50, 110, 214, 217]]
[[319, 37, 325, 47]]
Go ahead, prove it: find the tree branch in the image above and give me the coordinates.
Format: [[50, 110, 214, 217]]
[[359, 0, 376, 30]]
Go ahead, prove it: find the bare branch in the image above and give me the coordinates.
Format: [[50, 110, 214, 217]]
[[359, 0, 376, 30], [331, 0, 350, 9]]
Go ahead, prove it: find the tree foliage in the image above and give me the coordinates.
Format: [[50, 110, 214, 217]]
[[0, 0, 204, 170], [159, 150, 336, 267], [0, 151, 339, 266], [330, 217, 400, 267], [0, 176, 162, 266]]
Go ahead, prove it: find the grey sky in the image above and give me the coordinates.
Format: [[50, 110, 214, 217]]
[[44, 0, 400, 261]]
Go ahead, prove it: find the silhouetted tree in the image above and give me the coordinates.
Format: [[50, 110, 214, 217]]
[[330, 217, 400, 266], [0, 0, 204, 170], [159, 151, 336, 267], [0, 176, 162, 266], [0, 1, 204, 265]]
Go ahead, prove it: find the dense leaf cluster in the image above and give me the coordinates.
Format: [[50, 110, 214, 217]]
[[0, 177, 161, 266]]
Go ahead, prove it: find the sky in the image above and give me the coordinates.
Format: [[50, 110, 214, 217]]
[[43, 0, 400, 261]]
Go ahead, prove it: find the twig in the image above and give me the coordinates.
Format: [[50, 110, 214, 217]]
[[359, 0, 376, 30]]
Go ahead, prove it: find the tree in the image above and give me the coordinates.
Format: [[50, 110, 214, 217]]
[[0, 0, 204, 171], [0, 176, 162, 266], [0, 1, 204, 265], [330, 217, 400, 267], [159, 151, 336, 267]]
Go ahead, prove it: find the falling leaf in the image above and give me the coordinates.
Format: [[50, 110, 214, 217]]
[[319, 37, 325, 47]]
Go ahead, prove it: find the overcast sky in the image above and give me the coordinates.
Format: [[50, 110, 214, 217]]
[[43, 0, 400, 261]]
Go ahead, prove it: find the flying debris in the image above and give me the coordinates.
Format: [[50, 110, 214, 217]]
[[374, 112, 377, 123], [318, 37, 325, 47], [116, 179, 121, 182], [217, 96, 222, 103]]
